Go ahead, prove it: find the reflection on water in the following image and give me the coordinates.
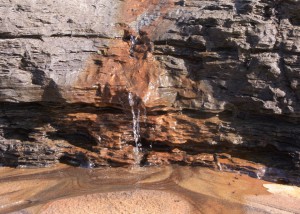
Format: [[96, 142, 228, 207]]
[[0, 165, 299, 214]]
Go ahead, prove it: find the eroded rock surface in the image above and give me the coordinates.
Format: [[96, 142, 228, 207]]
[[0, 0, 300, 183]]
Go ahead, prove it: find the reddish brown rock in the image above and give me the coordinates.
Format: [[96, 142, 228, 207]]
[[0, 0, 300, 184]]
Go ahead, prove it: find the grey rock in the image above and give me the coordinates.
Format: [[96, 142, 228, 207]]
[[0, 0, 299, 183]]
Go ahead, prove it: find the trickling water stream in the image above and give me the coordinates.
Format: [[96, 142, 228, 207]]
[[128, 92, 142, 165]]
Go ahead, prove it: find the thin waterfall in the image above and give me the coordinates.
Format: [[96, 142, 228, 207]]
[[128, 92, 142, 165]]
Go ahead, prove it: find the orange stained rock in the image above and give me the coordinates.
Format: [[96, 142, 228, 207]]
[[75, 0, 175, 108], [76, 38, 164, 107], [67, 113, 98, 121], [144, 113, 220, 144], [120, 0, 174, 30]]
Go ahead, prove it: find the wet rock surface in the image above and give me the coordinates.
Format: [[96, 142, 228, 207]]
[[0, 0, 300, 184]]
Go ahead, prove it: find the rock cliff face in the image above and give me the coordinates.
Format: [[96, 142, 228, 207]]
[[0, 0, 299, 183]]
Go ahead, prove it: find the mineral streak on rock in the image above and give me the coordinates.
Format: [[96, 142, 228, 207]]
[[0, 0, 300, 184]]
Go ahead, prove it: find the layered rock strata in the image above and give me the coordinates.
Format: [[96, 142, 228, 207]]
[[0, 0, 299, 183]]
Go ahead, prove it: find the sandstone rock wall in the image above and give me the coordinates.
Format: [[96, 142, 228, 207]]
[[0, 0, 299, 183]]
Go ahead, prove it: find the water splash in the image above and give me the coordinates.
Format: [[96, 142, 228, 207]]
[[128, 92, 142, 165]]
